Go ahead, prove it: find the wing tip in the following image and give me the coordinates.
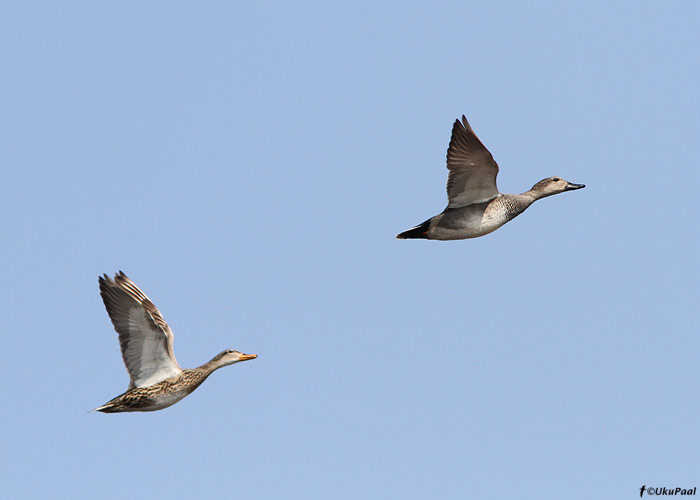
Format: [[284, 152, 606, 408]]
[[99, 271, 129, 285]]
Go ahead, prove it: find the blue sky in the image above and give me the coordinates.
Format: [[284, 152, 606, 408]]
[[1, 1, 698, 499]]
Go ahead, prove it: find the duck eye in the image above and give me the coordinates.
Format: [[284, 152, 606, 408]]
[[552, 177, 560, 182]]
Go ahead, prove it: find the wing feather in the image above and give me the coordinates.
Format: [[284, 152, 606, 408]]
[[445, 115, 500, 208], [99, 272, 182, 389]]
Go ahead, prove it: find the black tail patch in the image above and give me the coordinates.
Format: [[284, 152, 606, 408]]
[[396, 219, 430, 239]]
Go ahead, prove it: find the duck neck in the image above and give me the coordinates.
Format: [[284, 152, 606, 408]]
[[504, 193, 536, 215], [520, 189, 543, 201], [198, 357, 227, 376]]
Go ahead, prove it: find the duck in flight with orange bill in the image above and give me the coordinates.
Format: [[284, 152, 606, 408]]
[[397, 115, 585, 240], [92, 271, 257, 413]]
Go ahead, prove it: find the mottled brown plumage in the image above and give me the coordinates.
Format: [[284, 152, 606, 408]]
[[92, 272, 257, 413]]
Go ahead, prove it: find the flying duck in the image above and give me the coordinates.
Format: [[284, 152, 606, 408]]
[[397, 115, 585, 240], [92, 271, 257, 413]]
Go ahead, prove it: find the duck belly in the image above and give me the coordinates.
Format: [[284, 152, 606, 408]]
[[427, 203, 507, 240], [142, 390, 190, 411]]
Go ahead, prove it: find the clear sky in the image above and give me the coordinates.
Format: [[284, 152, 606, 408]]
[[1, 1, 698, 499]]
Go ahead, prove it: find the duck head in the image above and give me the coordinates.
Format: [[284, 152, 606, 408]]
[[211, 349, 258, 367], [528, 176, 585, 200]]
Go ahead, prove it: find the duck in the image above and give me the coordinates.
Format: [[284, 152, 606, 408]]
[[396, 115, 585, 240], [92, 271, 257, 413]]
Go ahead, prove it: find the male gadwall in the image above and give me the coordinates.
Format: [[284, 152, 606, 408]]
[[397, 115, 585, 240], [92, 272, 257, 413]]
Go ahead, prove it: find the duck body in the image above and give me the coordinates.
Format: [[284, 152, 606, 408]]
[[397, 115, 584, 241], [93, 368, 211, 413], [399, 193, 534, 240]]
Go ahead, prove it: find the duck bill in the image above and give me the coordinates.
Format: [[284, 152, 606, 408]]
[[565, 182, 585, 191], [239, 353, 258, 361]]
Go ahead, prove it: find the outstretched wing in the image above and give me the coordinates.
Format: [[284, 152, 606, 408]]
[[445, 115, 500, 208], [99, 272, 182, 389]]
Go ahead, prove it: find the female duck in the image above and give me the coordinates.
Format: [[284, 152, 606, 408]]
[[92, 272, 257, 413]]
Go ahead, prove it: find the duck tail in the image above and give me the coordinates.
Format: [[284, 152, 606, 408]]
[[89, 402, 115, 413], [396, 219, 430, 239]]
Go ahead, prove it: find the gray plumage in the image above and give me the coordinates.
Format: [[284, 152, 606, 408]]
[[397, 115, 585, 240]]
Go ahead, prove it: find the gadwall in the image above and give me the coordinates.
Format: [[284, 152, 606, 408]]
[[92, 272, 257, 413], [397, 115, 585, 240]]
